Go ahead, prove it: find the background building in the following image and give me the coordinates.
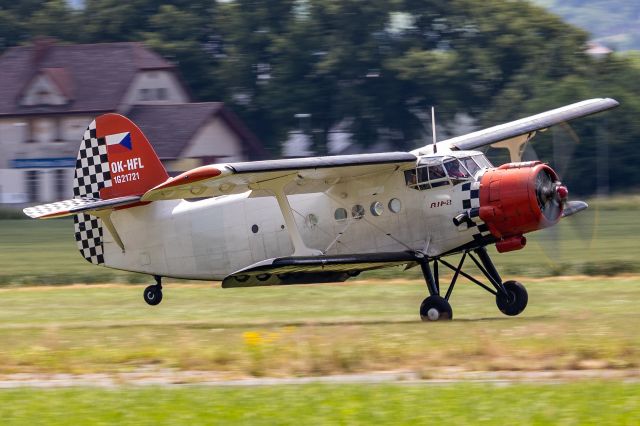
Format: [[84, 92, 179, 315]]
[[0, 39, 265, 204]]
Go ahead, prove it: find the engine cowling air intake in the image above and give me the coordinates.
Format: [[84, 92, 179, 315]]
[[478, 161, 567, 252]]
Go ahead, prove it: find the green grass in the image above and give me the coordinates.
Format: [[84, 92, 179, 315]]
[[1, 382, 639, 425], [0, 277, 638, 376], [1, 199, 639, 285], [0, 218, 147, 284]]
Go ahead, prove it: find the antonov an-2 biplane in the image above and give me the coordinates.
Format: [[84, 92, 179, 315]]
[[24, 98, 618, 321]]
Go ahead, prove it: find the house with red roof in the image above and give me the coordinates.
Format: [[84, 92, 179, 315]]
[[0, 38, 265, 204]]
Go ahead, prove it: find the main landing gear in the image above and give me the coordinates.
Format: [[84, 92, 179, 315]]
[[417, 246, 528, 321], [143, 275, 163, 306]]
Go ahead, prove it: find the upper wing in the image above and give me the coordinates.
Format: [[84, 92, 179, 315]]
[[142, 152, 416, 201], [412, 98, 619, 155]]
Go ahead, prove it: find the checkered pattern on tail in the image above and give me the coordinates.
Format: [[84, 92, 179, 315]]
[[72, 121, 111, 197], [72, 121, 112, 265], [459, 181, 492, 242]]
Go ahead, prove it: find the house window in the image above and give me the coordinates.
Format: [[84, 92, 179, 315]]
[[36, 89, 50, 105], [53, 119, 64, 142], [156, 88, 168, 100], [54, 169, 66, 199], [139, 88, 151, 101], [25, 170, 40, 202], [25, 120, 35, 143]]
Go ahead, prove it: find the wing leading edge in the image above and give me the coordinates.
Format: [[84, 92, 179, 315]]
[[413, 98, 619, 155]]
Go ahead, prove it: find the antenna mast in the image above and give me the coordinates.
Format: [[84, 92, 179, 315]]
[[431, 106, 437, 153]]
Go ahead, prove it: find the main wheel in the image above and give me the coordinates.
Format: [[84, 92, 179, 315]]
[[143, 285, 163, 306], [496, 280, 528, 316], [420, 295, 453, 321]]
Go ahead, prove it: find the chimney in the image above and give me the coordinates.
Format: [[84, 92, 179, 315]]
[[32, 37, 56, 65]]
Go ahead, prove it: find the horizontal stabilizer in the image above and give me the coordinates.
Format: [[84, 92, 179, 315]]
[[23, 195, 142, 219], [222, 251, 419, 288]]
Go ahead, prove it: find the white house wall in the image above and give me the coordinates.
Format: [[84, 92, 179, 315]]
[[120, 71, 189, 108], [20, 75, 67, 106], [0, 116, 92, 203], [182, 117, 245, 162], [0, 167, 72, 203]]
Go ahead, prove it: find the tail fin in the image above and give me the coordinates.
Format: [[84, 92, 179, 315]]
[[73, 113, 168, 199], [72, 113, 168, 264]]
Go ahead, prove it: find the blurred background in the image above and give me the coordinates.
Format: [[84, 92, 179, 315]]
[[0, 1, 639, 424]]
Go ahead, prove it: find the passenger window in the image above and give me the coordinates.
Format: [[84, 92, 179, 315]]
[[334, 208, 348, 221], [351, 204, 365, 219]]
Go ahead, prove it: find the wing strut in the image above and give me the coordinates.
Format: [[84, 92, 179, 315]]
[[250, 175, 322, 256]]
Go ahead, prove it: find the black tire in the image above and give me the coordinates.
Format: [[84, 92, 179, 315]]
[[419, 295, 453, 321], [496, 280, 528, 316], [143, 285, 163, 306]]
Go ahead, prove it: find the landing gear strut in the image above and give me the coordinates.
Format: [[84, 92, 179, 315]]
[[418, 257, 453, 321], [143, 275, 163, 306], [417, 246, 528, 321]]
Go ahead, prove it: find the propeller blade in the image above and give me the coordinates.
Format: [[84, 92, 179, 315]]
[[561, 200, 588, 218]]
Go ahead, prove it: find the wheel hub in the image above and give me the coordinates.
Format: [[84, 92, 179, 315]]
[[427, 308, 440, 321]]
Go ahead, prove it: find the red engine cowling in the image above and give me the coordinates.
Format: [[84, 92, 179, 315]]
[[479, 161, 567, 251]]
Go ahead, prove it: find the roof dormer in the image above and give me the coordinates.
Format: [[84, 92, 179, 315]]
[[20, 68, 73, 107]]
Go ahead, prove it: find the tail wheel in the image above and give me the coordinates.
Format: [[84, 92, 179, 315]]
[[420, 295, 453, 321], [496, 280, 528, 316], [143, 285, 163, 306]]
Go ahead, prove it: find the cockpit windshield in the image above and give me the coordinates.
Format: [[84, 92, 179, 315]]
[[405, 153, 492, 191]]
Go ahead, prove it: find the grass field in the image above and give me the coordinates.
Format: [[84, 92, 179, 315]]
[[1, 382, 640, 425], [0, 277, 638, 377]]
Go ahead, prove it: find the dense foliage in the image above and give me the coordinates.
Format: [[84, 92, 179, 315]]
[[1, 0, 638, 194]]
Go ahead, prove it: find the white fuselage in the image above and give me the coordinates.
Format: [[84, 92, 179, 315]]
[[102, 160, 485, 280]]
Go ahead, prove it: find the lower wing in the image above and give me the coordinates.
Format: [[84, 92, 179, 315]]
[[222, 251, 419, 288]]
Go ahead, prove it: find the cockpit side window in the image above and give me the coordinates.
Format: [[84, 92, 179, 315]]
[[460, 157, 480, 176], [472, 154, 493, 169], [444, 159, 471, 184], [428, 164, 449, 188], [405, 167, 434, 190]]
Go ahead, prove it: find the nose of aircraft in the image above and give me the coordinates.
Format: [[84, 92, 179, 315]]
[[478, 161, 565, 252]]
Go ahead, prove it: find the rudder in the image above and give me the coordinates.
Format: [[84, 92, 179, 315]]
[[73, 114, 168, 264]]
